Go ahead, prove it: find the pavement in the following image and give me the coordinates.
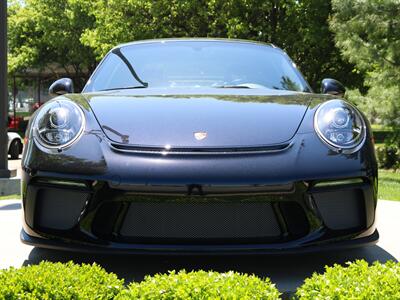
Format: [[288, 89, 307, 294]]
[[0, 157, 22, 196], [7, 157, 22, 179], [0, 199, 399, 295]]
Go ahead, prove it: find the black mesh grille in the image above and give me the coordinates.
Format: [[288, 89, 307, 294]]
[[119, 202, 281, 241], [313, 189, 365, 230], [35, 189, 88, 230]]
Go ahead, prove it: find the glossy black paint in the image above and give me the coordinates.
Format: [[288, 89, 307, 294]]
[[321, 78, 346, 97], [21, 39, 378, 254], [49, 78, 74, 96], [87, 89, 311, 147]]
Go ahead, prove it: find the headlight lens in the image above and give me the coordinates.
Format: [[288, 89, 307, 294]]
[[314, 100, 366, 152], [34, 100, 85, 148]]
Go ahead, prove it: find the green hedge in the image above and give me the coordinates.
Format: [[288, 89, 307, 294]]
[[296, 260, 400, 299], [376, 144, 400, 169], [0, 261, 124, 299], [116, 270, 280, 300], [1, 260, 400, 299]]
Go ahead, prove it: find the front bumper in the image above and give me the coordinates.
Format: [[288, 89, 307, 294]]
[[21, 127, 379, 254], [21, 174, 378, 254], [21, 229, 379, 255]]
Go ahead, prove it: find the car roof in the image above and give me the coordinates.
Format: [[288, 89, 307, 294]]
[[113, 38, 278, 51]]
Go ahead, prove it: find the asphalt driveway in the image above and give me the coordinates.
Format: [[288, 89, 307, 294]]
[[0, 199, 399, 295]]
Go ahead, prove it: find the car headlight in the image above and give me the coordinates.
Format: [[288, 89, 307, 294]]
[[33, 99, 85, 148], [314, 100, 366, 153]]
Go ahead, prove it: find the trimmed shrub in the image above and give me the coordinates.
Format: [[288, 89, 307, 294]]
[[117, 270, 281, 300], [376, 144, 400, 169], [296, 260, 400, 299], [0, 261, 124, 299]]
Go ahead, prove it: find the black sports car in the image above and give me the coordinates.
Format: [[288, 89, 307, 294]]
[[21, 39, 378, 254]]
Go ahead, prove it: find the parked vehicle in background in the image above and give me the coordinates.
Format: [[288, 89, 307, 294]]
[[7, 132, 23, 159]]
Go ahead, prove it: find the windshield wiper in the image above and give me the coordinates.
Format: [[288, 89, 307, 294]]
[[112, 48, 148, 88], [214, 85, 252, 89], [214, 83, 271, 89], [100, 86, 148, 92]]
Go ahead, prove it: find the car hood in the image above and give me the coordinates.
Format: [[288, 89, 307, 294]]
[[83, 88, 314, 148]]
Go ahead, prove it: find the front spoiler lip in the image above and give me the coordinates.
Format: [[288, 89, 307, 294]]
[[20, 229, 379, 256]]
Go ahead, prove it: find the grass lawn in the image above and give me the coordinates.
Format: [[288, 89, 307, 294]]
[[371, 124, 392, 131], [0, 194, 21, 201], [379, 170, 400, 201]]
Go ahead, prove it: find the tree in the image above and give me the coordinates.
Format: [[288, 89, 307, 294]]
[[207, 0, 363, 89], [330, 0, 400, 86], [8, 0, 97, 90], [7, 0, 366, 94], [330, 0, 400, 141], [82, 0, 362, 90], [81, 0, 211, 60]]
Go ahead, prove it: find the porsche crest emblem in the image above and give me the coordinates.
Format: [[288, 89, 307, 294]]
[[194, 132, 207, 140]]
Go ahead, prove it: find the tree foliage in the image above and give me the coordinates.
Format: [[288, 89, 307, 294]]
[[331, 0, 400, 85], [81, 0, 362, 90], [209, 0, 363, 89], [8, 0, 365, 92], [8, 0, 97, 90], [331, 0, 400, 142]]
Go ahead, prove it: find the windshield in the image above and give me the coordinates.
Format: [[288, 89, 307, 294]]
[[84, 40, 310, 92]]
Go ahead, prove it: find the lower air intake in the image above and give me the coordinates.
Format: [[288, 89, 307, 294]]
[[313, 189, 365, 230], [35, 188, 88, 230], [120, 202, 281, 241]]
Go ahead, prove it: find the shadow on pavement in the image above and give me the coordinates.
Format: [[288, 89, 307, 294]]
[[0, 203, 21, 210], [24, 245, 397, 294]]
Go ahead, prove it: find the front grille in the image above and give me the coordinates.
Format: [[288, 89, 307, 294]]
[[313, 189, 365, 230], [35, 188, 88, 230], [119, 202, 281, 242]]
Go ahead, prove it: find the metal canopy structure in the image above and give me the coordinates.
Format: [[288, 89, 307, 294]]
[[0, 0, 10, 178]]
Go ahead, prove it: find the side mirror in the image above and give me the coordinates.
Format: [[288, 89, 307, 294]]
[[321, 78, 345, 97], [49, 78, 74, 96]]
